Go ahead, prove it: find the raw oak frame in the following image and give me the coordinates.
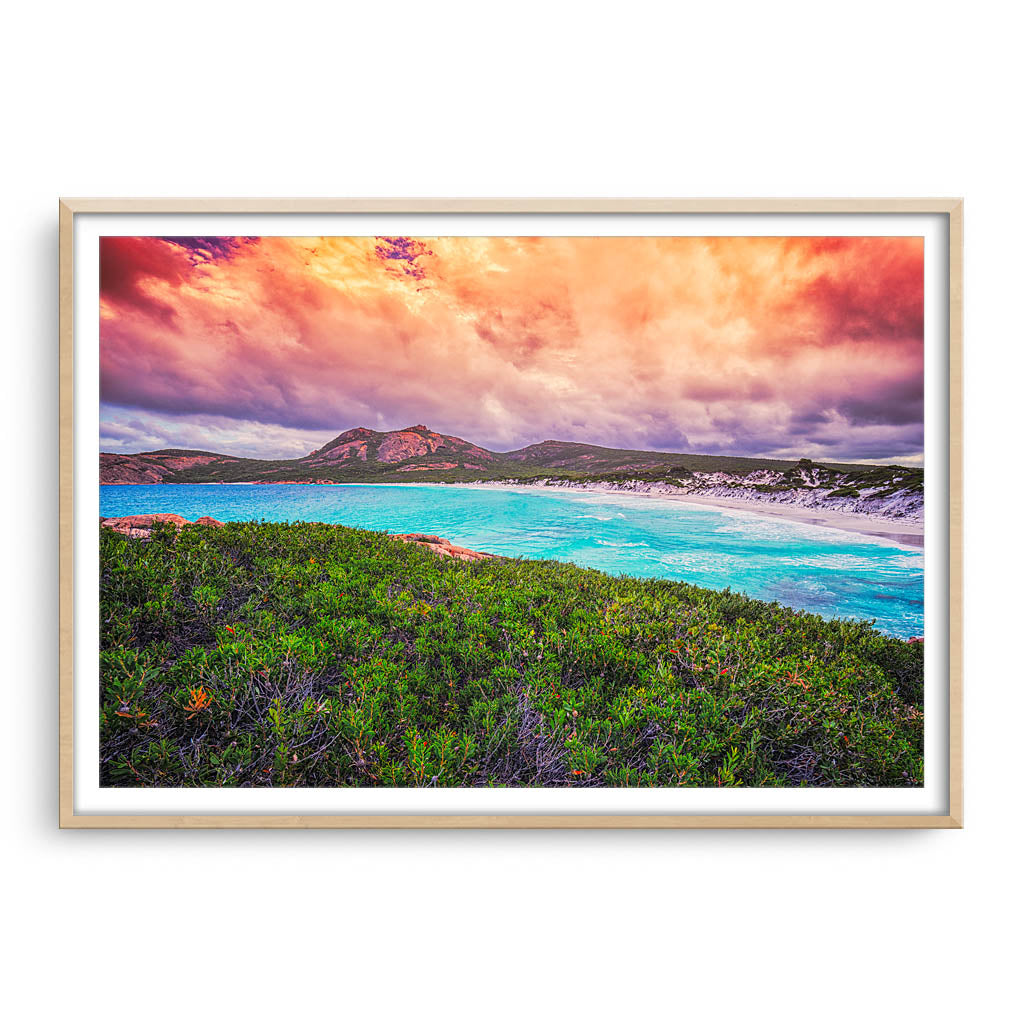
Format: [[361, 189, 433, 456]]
[[59, 197, 964, 829]]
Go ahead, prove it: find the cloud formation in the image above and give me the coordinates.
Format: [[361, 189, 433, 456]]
[[99, 234, 924, 462]]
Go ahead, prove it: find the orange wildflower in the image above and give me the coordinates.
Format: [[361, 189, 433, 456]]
[[184, 685, 212, 719]]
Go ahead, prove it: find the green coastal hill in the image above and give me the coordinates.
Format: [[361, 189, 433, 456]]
[[100, 424, 923, 505], [101, 518, 923, 788]]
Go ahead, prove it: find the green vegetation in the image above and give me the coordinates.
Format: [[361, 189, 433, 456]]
[[844, 465, 924, 497], [101, 520, 923, 788], [150, 456, 920, 496]]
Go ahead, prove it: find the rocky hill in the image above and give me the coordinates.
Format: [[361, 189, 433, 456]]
[[306, 425, 496, 471], [99, 449, 245, 484]]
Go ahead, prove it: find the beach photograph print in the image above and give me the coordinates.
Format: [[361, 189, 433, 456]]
[[99, 235, 925, 789]]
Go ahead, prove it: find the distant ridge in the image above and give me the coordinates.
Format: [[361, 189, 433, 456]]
[[99, 423, 923, 523]]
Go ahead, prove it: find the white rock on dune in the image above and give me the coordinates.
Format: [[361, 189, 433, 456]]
[[470, 470, 923, 527]]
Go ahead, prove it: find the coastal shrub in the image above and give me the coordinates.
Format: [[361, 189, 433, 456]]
[[100, 520, 924, 788]]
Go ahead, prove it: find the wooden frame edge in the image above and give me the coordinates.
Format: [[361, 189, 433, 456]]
[[59, 813, 962, 830], [58, 196, 964, 215], [948, 200, 964, 827], [59, 199, 75, 829], [58, 198, 963, 830]]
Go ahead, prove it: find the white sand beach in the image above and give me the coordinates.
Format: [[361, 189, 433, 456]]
[[454, 480, 924, 549]]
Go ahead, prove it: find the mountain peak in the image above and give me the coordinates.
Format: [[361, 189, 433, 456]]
[[313, 426, 375, 455], [302, 424, 495, 468]]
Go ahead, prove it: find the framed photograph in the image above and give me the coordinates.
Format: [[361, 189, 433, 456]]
[[59, 198, 962, 828]]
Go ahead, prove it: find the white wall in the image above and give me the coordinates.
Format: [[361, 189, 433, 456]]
[[4, 2, 1018, 1020]]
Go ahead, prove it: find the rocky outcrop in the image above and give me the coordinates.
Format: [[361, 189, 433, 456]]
[[100, 513, 225, 539], [308, 426, 375, 461], [99, 455, 171, 484], [377, 429, 447, 463], [395, 462, 459, 472], [100, 451, 236, 484], [391, 533, 500, 562], [307, 433, 370, 462]]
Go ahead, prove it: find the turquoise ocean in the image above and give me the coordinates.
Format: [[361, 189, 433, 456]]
[[100, 483, 924, 638]]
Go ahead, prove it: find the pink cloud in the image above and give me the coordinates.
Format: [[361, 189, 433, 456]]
[[99, 235, 924, 462]]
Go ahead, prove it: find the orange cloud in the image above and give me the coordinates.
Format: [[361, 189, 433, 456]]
[[99, 235, 923, 461]]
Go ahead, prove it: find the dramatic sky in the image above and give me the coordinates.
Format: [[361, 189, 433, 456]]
[[99, 234, 924, 463]]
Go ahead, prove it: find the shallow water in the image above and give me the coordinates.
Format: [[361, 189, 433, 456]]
[[100, 483, 924, 638]]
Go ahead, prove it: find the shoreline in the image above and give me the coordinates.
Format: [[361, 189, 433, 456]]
[[623, 490, 923, 548], [408, 480, 926, 549], [103, 478, 923, 549]]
